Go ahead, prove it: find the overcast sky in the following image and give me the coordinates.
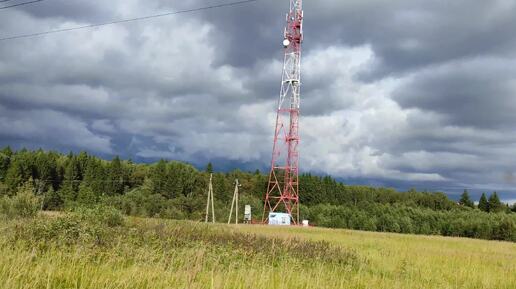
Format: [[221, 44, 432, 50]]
[[1, 0, 516, 202]]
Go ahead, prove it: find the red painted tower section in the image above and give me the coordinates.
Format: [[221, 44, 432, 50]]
[[263, 0, 303, 225]]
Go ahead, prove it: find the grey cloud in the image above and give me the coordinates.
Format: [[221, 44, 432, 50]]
[[177, 0, 516, 77], [17, 0, 132, 22], [0, 105, 112, 153], [394, 57, 516, 128], [91, 119, 116, 134], [1, 0, 516, 201]]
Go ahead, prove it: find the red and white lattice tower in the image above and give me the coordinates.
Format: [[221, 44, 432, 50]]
[[263, 0, 303, 225]]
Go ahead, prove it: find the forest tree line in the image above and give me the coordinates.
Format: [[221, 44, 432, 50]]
[[0, 147, 515, 241]]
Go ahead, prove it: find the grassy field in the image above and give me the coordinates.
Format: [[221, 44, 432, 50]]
[[0, 211, 515, 289]]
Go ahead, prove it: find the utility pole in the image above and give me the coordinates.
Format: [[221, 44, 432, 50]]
[[205, 173, 215, 223], [263, 0, 304, 225], [228, 179, 240, 224]]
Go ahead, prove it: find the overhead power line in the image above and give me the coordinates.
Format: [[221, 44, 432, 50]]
[[0, 0, 259, 42], [0, 0, 44, 10]]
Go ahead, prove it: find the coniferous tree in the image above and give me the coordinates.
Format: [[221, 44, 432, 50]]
[[107, 156, 124, 195], [1, 146, 12, 157], [63, 156, 81, 198], [77, 183, 97, 206], [478, 193, 489, 212], [488, 192, 504, 213], [4, 158, 25, 194], [77, 151, 89, 176], [83, 158, 106, 197], [206, 162, 213, 174], [149, 159, 167, 195], [0, 146, 12, 181], [34, 151, 57, 193], [459, 190, 475, 208], [129, 163, 147, 187], [165, 161, 198, 199]]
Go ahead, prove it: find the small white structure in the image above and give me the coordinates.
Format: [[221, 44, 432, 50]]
[[244, 205, 252, 223], [302, 220, 309, 227], [268, 212, 291, 226]]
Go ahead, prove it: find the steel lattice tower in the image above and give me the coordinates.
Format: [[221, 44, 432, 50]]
[[263, 0, 303, 225]]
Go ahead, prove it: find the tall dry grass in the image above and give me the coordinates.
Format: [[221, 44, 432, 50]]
[[0, 212, 515, 289]]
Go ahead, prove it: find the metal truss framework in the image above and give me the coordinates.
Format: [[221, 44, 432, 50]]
[[263, 0, 303, 225]]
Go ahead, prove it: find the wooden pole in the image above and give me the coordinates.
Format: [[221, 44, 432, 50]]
[[205, 175, 210, 223], [228, 186, 235, 224], [235, 179, 239, 224], [210, 175, 215, 223], [227, 179, 239, 224], [205, 174, 215, 223]]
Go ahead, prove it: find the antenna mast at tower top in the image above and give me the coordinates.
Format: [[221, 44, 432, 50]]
[[263, 0, 303, 225]]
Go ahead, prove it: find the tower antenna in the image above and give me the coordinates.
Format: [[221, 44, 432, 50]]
[[263, 0, 304, 225]]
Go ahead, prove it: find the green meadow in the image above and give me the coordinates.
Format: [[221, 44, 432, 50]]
[[1, 209, 514, 289]]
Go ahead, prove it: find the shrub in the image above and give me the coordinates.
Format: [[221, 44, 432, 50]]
[[74, 204, 124, 227], [11, 205, 124, 248], [0, 196, 10, 217], [43, 187, 63, 210], [0, 182, 7, 196], [76, 184, 97, 207], [0, 185, 41, 219], [12, 214, 110, 247], [103, 188, 189, 220], [493, 215, 516, 241]]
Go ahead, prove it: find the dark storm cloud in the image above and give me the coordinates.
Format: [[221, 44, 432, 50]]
[[16, 0, 114, 22], [0, 104, 112, 153], [394, 58, 516, 128], [1, 0, 516, 201], [305, 0, 516, 77], [178, 0, 516, 76]]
